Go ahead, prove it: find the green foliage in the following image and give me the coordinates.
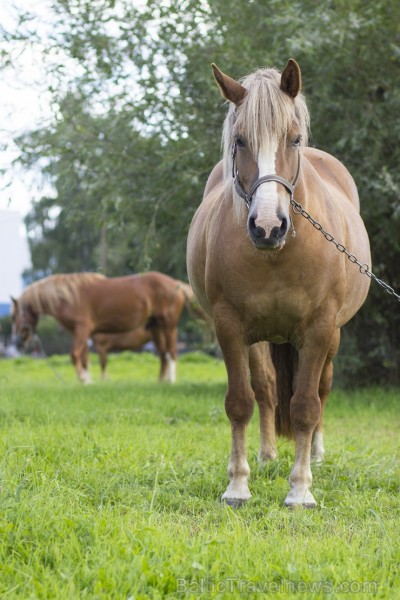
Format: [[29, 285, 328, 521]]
[[0, 355, 399, 597], [0, 316, 12, 339], [5, 0, 400, 383]]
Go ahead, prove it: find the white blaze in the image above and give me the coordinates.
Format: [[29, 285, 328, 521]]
[[253, 142, 282, 237]]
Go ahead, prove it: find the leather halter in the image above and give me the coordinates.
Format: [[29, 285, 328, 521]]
[[231, 142, 301, 209]]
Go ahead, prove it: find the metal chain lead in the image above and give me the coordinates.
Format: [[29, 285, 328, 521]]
[[290, 197, 400, 303]]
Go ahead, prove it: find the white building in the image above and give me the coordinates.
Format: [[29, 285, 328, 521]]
[[0, 210, 31, 316]]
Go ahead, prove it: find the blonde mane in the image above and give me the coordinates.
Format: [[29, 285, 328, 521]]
[[20, 272, 106, 314], [222, 66, 310, 217]]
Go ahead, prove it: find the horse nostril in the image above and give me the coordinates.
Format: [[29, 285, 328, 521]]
[[248, 216, 266, 239], [269, 217, 288, 241], [279, 217, 288, 237]]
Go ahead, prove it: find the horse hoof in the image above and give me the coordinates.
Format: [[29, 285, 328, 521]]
[[284, 489, 317, 509], [222, 497, 247, 509], [285, 502, 317, 510], [311, 449, 325, 464], [257, 449, 278, 464]]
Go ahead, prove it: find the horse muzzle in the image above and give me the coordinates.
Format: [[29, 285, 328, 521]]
[[248, 214, 289, 249], [15, 333, 26, 350], [16, 327, 33, 349]]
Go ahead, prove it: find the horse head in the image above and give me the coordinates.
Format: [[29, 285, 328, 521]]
[[11, 296, 39, 350], [213, 59, 308, 250]]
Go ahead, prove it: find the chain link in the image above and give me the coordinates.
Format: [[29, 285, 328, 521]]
[[290, 197, 400, 303]]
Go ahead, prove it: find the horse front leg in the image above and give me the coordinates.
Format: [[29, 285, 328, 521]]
[[214, 305, 254, 507], [285, 323, 335, 508], [249, 342, 277, 462], [71, 328, 92, 384]]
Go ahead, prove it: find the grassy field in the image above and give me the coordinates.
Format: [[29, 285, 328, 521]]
[[0, 351, 399, 599]]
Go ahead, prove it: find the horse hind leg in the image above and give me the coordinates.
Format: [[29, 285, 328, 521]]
[[97, 345, 109, 381], [311, 361, 331, 464], [164, 352, 177, 383], [148, 321, 169, 382], [159, 350, 169, 382], [311, 329, 340, 464], [165, 327, 178, 384], [249, 342, 277, 462], [150, 315, 178, 383]]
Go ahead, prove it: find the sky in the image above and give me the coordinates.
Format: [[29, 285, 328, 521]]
[[0, 0, 55, 219], [0, 0, 56, 290], [0, 210, 30, 302], [0, 0, 142, 220]]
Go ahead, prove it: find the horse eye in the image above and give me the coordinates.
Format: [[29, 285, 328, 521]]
[[236, 137, 246, 148], [292, 136, 301, 147]]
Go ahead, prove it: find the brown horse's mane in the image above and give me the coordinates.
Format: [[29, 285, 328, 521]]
[[222, 66, 310, 218], [21, 272, 106, 314]]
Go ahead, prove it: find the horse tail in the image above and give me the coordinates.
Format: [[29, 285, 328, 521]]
[[175, 281, 209, 321], [270, 342, 298, 439]]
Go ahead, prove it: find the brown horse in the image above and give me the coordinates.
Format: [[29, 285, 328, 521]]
[[187, 59, 371, 507], [91, 281, 206, 379], [12, 272, 196, 383]]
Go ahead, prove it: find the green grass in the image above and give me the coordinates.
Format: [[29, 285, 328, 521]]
[[0, 351, 399, 598]]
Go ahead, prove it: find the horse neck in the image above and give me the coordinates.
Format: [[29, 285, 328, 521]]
[[24, 283, 58, 319], [290, 155, 325, 227]]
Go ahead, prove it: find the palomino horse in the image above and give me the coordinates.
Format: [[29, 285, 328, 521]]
[[187, 59, 371, 507], [91, 281, 206, 379], [12, 272, 196, 383]]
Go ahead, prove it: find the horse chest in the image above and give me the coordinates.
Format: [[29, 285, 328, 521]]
[[210, 248, 313, 336], [242, 291, 306, 336]]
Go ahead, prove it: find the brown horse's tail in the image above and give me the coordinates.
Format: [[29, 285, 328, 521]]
[[270, 342, 298, 439], [175, 281, 209, 321]]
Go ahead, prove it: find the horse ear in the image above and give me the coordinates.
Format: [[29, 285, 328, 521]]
[[280, 58, 302, 98], [10, 296, 18, 317], [212, 63, 246, 105]]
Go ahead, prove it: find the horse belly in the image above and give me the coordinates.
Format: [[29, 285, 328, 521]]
[[91, 297, 150, 333], [336, 217, 371, 327]]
